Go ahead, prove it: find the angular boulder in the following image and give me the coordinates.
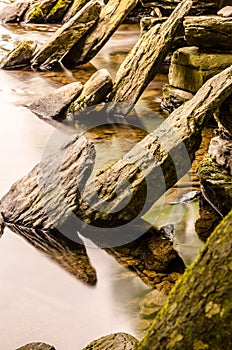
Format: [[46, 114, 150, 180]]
[[0, 0, 30, 23], [0, 40, 37, 69], [169, 46, 232, 93], [28, 81, 83, 121], [31, 1, 101, 70], [16, 343, 56, 350], [62, 0, 90, 23], [24, 0, 57, 23], [45, 0, 73, 23]]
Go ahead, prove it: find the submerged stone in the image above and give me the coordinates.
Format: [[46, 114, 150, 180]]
[[169, 46, 232, 93], [31, 1, 101, 70], [0, 0, 30, 23], [82, 333, 138, 350], [28, 81, 83, 121], [0, 40, 37, 69]]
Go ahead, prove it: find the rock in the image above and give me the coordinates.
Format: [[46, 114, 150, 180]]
[[218, 94, 232, 136], [16, 342, 56, 350], [67, 69, 113, 116], [218, 5, 232, 17], [28, 81, 83, 121], [140, 0, 219, 16], [195, 194, 221, 242], [109, 0, 193, 112], [184, 15, 232, 51], [0, 212, 4, 238], [139, 289, 167, 318], [82, 333, 138, 350], [0, 40, 37, 69], [0, 0, 30, 23], [140, 16, 167, 34], [169, 46, 232, 93], [62, 0, 90, 23], [197, 157, 232, 217], [162, 84, 193, 113], [46, 0, 73, 23], [208, 136, 232, 175], [24, 0, 57, 23], [62, 0, 138, 67], [31, 1, 101, 70]]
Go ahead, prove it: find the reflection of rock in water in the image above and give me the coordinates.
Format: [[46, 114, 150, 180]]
[[105, 221, 185, 291], [6, 223, 97, 285]]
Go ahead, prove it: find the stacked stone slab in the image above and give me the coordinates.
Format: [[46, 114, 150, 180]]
[[164, 7, 232, 239], [162, 8, 232, 113]]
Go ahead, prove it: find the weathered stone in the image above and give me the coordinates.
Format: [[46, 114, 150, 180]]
[[82, 333, 138, 350], [140, 0, 220, 16], [62, 0, 90, 23], [169, 46, 232, 93], [31, 1, 101, 70], [67, 69, 113, 116], [16, 342, 56, 350], [208, 136, 232, 175], [184, 15, 232, 51], [197, 157, 232, 217], [0, 0, 30, 23], [140, 16, 167, 34], [28, 81, 83, 121], [218, 94, 232, 136], [62, 0, 138, 67], [0, 40, 37, 69], [46, 0, 73, 23], [0, 134, 95, 234], [109, 0, 193, 113], [162, 84, 193, 113], [24, 0, 57, 23], [218, 5, 232, 17]]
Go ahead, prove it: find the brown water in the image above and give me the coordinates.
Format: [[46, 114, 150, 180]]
[[0, 11, 205, 350]]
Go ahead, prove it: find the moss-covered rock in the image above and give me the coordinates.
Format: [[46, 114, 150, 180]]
[[46, 0, 73, 23], [62, 0, 90, 23], [24, 0, 57, 23], [162, 84, 193, 113], [0, 40, 37, 69]]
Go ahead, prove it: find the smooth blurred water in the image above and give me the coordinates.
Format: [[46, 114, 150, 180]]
[[0, 11, 204, 350]]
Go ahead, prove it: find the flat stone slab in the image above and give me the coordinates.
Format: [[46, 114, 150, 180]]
[[28, 81, 83, 121], [169, 46, 232, 92], [184, 15, 232, 51]]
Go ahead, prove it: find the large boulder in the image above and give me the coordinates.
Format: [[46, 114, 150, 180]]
[[169, 46, 232, 93], [24, 0, 57, 23], [45, 0, 73, 23], [62, 0, 90, 23]]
